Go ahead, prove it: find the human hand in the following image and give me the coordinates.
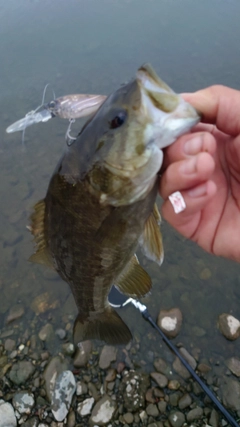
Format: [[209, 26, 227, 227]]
[[159, 85, 240, 262]]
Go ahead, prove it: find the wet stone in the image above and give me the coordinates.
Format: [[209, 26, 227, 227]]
[[172, 357, 191, 379], [5, 304, 24, 324], [55, 329, 66, 340], [123, 412, 134, 424], [225, 357, 240, 377], [67, 410, 76, 427], [38, 323, 54, 342], [120, 371, 150, 411], [105, 368, 116, 382], [21, 417, 39, 427], [178, 393, 192, 410], [209, 408, 219, 427], [77, 397, 94, 416], [90, 395, 116, 425], [12, 391, 35, 414], [158, 401, 167, 413], [76, 380, 88, 396], [186, 406, 203, 422], [221, 377, 240, 411], [73, 340, 92, 367], [157, 308, 182, 338], [150, 372, 168, 388], [168, 380, 180, 390], [9, 361, 35, 385], [153, 358, 172, 377], [99, 345, 117, 369], [146, 403, 159, 417], [62, 343, 75, 356], [179, 347, 197, 370], [4, 339, 16, 352], [51, 370, 76, 422], [169, 391, 182, 407], [43, 356, 68, 401], [168, 411, 185, 427], [218, 313, 240, 340], [0, 399, 17, 427]]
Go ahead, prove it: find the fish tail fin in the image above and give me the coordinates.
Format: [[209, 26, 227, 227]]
[[73, 307, 132, 345]]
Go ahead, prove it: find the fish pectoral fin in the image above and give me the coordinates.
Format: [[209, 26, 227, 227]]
[[28, 199, 54, 269], [115, 254, 152, 297], [139, 203, 164, 266], [73, 307, 132, 345]]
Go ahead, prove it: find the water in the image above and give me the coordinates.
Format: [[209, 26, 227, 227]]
[[1, 0, 240, 404]]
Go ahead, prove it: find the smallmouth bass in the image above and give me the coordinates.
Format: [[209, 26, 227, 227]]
[[29, 64, 199, 345]]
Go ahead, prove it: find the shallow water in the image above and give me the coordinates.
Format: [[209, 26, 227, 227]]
[[1, 0, 240, 407]]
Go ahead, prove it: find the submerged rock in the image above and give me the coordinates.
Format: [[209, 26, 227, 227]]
[[12, 391, 35, 414], [73, 340, 92, 367], [157, 308, 182, 338], [43, 356, 68, 401], [9, 361, 35, 385], [51, 370, 76, 422], [0, 399, 16, 427], [225, 357, 240, 377], [120, 370, 150, 411], [99, 345, 117, 369], [221, 377, 240, 411], [218, 313, 240, 340], [90, 395, 116, 425], [5, 304, 24, 324]]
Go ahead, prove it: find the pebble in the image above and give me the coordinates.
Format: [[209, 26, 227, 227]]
[[158, 401, 167, 413], [77, 397, 94, 416], [178, 393, 192, 410], [221, 377, 240, 410], [157, 308, 182, 338], [225, 357, 240, 377], [168, 411, 185, 427], [218, 313, 240, 340], [12, 391, 35, 414], [51, 370, 76, 422], [99, 345, 117, 369], [186, 406, 203, 422], [4, 338, 16, 352], [73, 340, 92, 367], [43, 356, 68, 401], [209, 408, 219, 427], [168, 380, 180, 390], [179, 347, 197, 370], [76, 381, 88, 396], [55, 329, 66, 340], [150, 372, 168, 388], [172, 357, 191, 379], [9, 361, 35, 385], [90, 395, 116, 425], [123, 412, 134, 424], [146, 403, 159, 417], [0, 399, 16, 427], [67, 410, 76, 427], [38, 323, 54, 342], [5, 304, 24, 324], [120, 371, 150, 411]]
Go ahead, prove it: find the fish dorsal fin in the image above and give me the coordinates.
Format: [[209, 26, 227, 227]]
[[115, 254, 152, 297], [139, 203, 164, 266], [28, 199, 54, 269]]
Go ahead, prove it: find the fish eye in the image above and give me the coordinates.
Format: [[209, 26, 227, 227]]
[[109, 111, 127, 129], [48, 101, 56, 109]]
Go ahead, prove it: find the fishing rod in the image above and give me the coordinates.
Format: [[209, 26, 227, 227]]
[[108, 286, 239, 427]]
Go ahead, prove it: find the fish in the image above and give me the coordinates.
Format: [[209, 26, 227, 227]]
[[29, 64, 199, 345]]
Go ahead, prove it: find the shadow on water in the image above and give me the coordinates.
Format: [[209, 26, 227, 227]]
[[1, 0, 240, 423]]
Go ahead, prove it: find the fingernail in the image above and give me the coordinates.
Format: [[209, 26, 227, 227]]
[[188, 183, 207, 198], [184, 135, 203, 155], [180, 157, 197, 174]]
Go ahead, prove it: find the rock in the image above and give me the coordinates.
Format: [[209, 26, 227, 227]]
[[123, 412, 134, 424], [153, 358, 172, 377], [67, 410, 76, 427], [178, 393, 192, 410], [168, 411, 185, 427], [51, 370, 76, 422], [43, 356, 68, 401], [30, 292, 59, 315], [73, 341, 92, 367], [221, 378, 240, 411], [0, 399, 16, 427], [158, 401, 167, 413], [9, 361, 35, 385], [21, 417, 38, 427], [172, 357, 191, 379], [38, 323, 54, 342], [168, 380, 180, 390], [12, 391, 35, 414], [62, 343, 75, 356], [186, 406, 203, 422], [105, 368, 116, 382], [4, 339, 16, 352], [120, 371, 150, 411], [77, 397, 94, 416], [197, 363, 211, 373], [218, 313, 240, 340], [99, 345, 117, 369], [150, 372, 168, 388], [55, 329, 66, 340], [5, 304, 24, 324], [76, 381, 88, 396], [146, 403, 159, 417], [209, 408, 219, 427], [225, 357, 240, 377], [157, 308, 182, 338], [179, 347, 197, 370], [90, 395, 116, 425]]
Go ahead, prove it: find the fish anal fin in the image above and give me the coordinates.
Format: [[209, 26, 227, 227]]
[[73, 307, 132, 345], [28, 199, 54, 269], [115, 254, 152, 298], [140, 203, 164, 266]]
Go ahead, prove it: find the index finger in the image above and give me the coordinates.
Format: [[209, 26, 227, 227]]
[[182, 85, 240, 137]]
